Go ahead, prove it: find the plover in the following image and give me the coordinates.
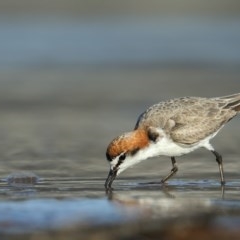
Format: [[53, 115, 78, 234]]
[[105, 93, 240, 189]]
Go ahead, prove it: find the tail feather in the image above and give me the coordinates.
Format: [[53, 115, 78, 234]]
[[220, 93, 240, 112], [232, 103, 240, 112], [219, 93, 240, 100]]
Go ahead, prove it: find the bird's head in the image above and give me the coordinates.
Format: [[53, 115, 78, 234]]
[[105, 127, 160, 190]]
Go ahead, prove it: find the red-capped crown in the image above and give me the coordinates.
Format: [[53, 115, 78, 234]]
[[106, 129, 150, 161]]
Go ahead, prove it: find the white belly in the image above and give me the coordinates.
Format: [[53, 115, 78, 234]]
[[146, 128, 221, 157]]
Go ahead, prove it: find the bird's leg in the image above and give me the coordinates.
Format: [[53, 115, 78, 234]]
[[211, 150, 225, 185], [161, 157, 178, 184]]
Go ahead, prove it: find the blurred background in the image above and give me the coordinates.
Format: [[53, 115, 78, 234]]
[[0, 0, 240, 180]]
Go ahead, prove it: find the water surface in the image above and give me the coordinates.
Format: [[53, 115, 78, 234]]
[[0, 15, 240, 239]]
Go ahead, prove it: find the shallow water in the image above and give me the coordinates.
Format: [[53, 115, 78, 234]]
[[0, 175, 240, 237], [0, 67, 240, 239], [0, 15, 240, 238]]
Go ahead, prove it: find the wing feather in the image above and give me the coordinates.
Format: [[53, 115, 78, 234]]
[[135, 97, 236, 145]]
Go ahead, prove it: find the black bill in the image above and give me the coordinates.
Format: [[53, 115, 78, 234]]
[[104, 169, 117, 190]]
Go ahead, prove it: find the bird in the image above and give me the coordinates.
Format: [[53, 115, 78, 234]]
[[105, 93, 240, 190]]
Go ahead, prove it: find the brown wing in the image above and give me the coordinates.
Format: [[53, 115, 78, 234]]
[[135, 97, 236, 145]]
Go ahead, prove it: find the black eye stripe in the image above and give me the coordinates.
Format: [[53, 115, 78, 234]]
[[114, 153, 126, 169]]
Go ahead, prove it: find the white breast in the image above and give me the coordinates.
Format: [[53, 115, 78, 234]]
[[144, 127, 222, 157]]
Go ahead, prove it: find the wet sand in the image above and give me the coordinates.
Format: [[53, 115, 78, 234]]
[[0, 67, 239, 238]]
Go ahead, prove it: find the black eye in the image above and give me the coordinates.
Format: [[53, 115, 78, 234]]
[[115, 153, 126, 169], [119, 153, 126, 161]]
